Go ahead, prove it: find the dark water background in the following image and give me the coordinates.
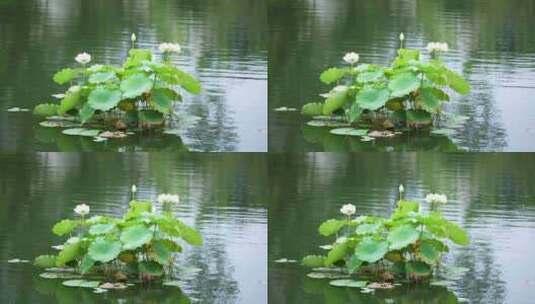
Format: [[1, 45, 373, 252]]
[[269, 153, 535, 303], [269, 0, 535, 152], [0, 153, 267, 303], [0, 0, 267, 152]]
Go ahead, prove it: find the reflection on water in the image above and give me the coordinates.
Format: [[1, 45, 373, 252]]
[[269, 0, 535, 151], [0, 153, 267, 303], [268, 153, 535, 303], [0, 0, 267, 152]]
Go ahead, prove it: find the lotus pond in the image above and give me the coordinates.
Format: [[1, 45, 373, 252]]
[[0, 153, 267, 303], [269, 153, 535, 303], [269, 0, 535, 151], [0, 0, 267, 152]]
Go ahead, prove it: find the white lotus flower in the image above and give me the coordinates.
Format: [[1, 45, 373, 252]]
[[74, 203, 90, 216], [399, 32, 405, 41], [158, 42, 181, 54], [75, 52, 91, 65], [425, 193, 448, 204], [343, 52, 359, 65], [157, 193, 180, 204], [426, 42, 448, 53], [131, 184, 137, 193], [399, 184, 404, 193], [131, 33, 136, 43], [340, 204, 356, 216]]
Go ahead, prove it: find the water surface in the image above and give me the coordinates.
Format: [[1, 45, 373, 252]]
[[269, 0, 535, 151], [0, 153, 267, 303], [268, 153, 535, 303], [0, 0, 267, 152]]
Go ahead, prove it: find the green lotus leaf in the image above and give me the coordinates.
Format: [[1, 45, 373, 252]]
[[120, 73, 153, 98], [307, 272, 349, 279], [34, 255, 57, 268], [62, 128, 101, 137], [89, 71, 117, 84], [318, 219, 346, 237], [355, 223, 382, 235], [139, 261, 163, 276], [356, 87, 390, 110], [175, 221, 203, 246], [445, 222, 470, 245], [387, 225, 420, 250], [301, 255, 326, 268], [87, 87, 122, 111], [174, 69, 201, 94], [354, 238, 388, 263], [418, 241, 440, 265], [159, 239, 182, 253], [301, 102, 324, 116], [79, 255, 95, 274], [346, 255, 363, 274], [323, 88, 348, 115], [405, 261, 432, 278], [124, 49, 153, 68], [152, 88, 178, 114], [53, 68, 80, 85], [418, 87, 441, 113], [79, 103, 95, 124], [325, 242, 349, 266], [320, 67, 346, 84], [34, 103, 59, 117], [329, 128, 368, 136], [56, 242, 81, 266], [89, 223, 115, 235], [62, 279, 101, 288], [357, 70, 383, 83], [52, 219, 79, 236], [139, 110, 164, 125], [329, 279, 367, 288], [406, 110, 432, 125], [346, 103, 363, 123], [444, 69, 471, 95], [58, 90, 82, 115], [150, 240, 172, 264], [120, 224, 153, 250], [87, 238, 122, 263], [306, 120, 350, 128], [388, 73, 420, 97]]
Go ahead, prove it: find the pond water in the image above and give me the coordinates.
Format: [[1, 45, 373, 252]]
[[0, 153, 267, 303], [0, 0, 267, 152], [269, 0, 535, 152], [268, 153, 535, 303]]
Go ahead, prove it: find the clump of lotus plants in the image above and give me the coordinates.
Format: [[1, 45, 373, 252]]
[[302, 186, 469, 289], [33, 33, 200, 137], [301, 33, 471, 138], [34, 186, 202, 292]]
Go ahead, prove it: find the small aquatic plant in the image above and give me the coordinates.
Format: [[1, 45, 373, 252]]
[[34, 189, 202, 290], [301, 34, 471, 138], [302, 188, 469, 286], [33, 35, 201, 136]]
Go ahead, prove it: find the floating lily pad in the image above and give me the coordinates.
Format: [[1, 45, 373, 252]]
[[62, 128, 101, 137], [7, 107, 30, 112], [7, 258, 30, 263], [312, 267, 345, 273], [431, 128, 456, 136], [39, 120, 80, 128], [329, 279, 368, 288], [312, 115, 346, 121], [273, 107, 297, 112], [430, 280, 454, 286], [330, 128, 368, 136], [306, 120, 350, 128], [307, 272, 349, 279], [62, 279, 101, 288], [319, 245, 333, 250], [40, 272, 82, 279], [93, 288, 108, 294], [163, 280, 183, 287], [274, 258, 297, 263]]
